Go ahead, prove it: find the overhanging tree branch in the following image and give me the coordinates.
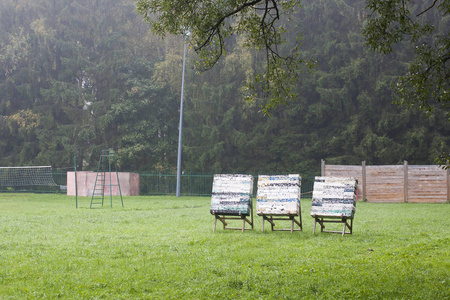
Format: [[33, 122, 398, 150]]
[[136, 0, 306, 113], [195, 0, 263, 52], [417, 0, 439, 17]]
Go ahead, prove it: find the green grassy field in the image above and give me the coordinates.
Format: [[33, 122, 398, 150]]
[[0, 194, 449, 299]]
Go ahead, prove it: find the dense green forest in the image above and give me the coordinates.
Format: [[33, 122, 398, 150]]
[[0, 0, 448, 175]]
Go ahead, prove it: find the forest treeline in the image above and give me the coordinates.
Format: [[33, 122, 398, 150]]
[[0, 0, 448, 176]]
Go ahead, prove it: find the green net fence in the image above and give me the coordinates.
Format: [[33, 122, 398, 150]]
[[136, 173, 315, 198], [0, 171, 315, 197]]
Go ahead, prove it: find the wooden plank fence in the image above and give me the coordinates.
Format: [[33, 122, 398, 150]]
[[321, 160, 449, 203]]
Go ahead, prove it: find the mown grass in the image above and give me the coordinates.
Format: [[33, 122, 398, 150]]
[[0, 194, 449, 299]]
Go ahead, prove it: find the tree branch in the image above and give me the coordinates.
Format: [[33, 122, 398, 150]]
[[417, 0, 439, 17], [195, 0, 263, 52]]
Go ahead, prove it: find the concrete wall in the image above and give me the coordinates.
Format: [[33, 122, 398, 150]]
[[67, 171, 139, 196]]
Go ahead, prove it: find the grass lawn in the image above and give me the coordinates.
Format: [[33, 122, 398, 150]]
[[0, 194, 449, 299]]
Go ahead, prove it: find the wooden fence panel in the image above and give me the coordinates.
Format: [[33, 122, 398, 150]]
[[323, 161, 449, 203], [366, 165, 404, 202], [408, 165, 447, 203]]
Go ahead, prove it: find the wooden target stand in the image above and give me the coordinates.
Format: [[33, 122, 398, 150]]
[[312, 215, 353, 237], [260, 212, 302, 233], [212, 208, 254, 233]]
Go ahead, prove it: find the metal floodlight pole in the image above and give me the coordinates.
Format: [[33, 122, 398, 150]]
[[74, 155, 77, 208], [176, 33, 188, 197]]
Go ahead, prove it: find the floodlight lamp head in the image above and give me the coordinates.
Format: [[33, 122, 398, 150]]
[[181, 27, 190, 38]]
